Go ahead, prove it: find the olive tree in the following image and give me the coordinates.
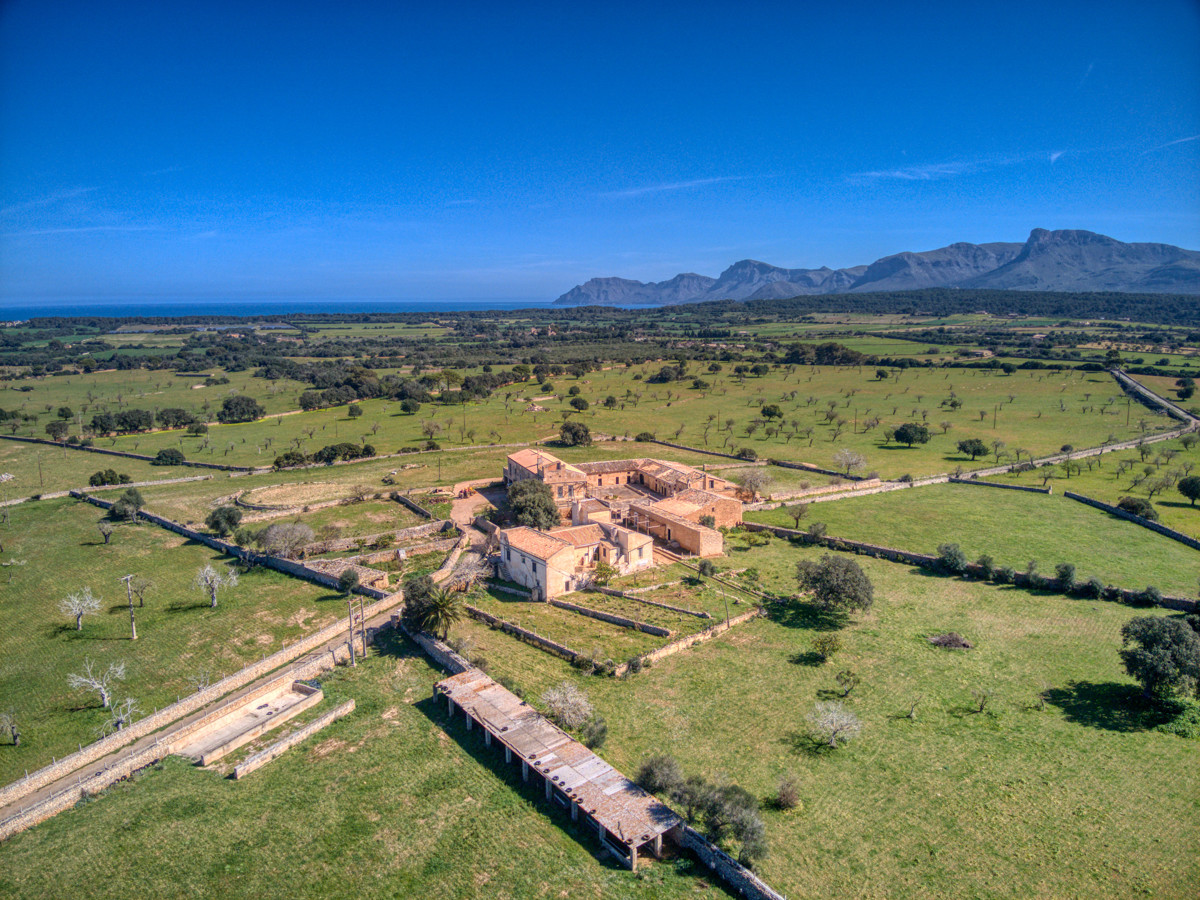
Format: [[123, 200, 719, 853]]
[[67, 659, 126, 709], [806, 701, 861, 748], [59, 587, 101, 630], [795, 555, 874, 613], [541, 681, 593, 729], [194, 562, 239, 608], [1120, 617, 1200, 700]]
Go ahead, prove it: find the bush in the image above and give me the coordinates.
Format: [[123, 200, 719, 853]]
[[636, 755, 684, 795], [273, 450, 309, 469], [699, 514, 715, 529], [975, 554, 996, 580], [495, 674, 525, 700], [423, 440, 440, 451], [994, 566, 1016, 584], [774, 775, 802, 811], [1081, 577, 1105, 598], [568, 396, 589, 411], [1117, 496, 1159, 521], [88, 469, 128, 487], [625, 656, 643, 674], [1156, 703, 1200, 739], [559, 421, 591, 446], [468, 654, 489, 672], [399, 398, 421, 415], [634, 431, 655, 442], [541, 682, 593, 729], [1136, 585, 1164, 607], [1055, 563, 1077, 592], [205, 505, 243, 537], [806, 521, 827, 540], [697, 559, 716, 577], [736, 447, 758, 461], [812, 633, 842, 661], [936, 543, 968, 575], [152, 448, 185, 466], [580, 716, 607, 749]]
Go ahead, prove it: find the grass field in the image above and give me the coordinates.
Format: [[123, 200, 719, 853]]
[[0, 438, 193, 496], [0, 365, 1163, 480], [0, 499, 339, 785], [0, 630, 724, 900], [746, 482, 1200, 596], [451, 542, 1200, 899]]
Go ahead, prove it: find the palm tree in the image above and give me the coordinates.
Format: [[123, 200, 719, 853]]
[[418, 587, 464, 640]]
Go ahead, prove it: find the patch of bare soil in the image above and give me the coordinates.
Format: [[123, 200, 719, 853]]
[[929, 632, 972, 649]]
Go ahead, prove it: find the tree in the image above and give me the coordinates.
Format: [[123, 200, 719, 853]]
[[257, 521, 315, 557], [152, 448, 185, 466], [735, 468, 771, 499], [569, 396, 589, 411], [786, 502, 811, 529], [408, 586, 463, 640], [338, 569, 360, 596], [67, 659, 126, 708], [97, 520, 114, 545], [59, 587, 101, 630], [592, 560, 617, 586], [893, 423, 930, 447], [835, 669, 860, 698], [761, 403, 782, 420], [0, 710, 19, 747], [806, 701, 861, 748], [194, 562, 239, 608], [129, 576, 153, 607], [832, 448, 866, 475], [795, 555, 873, 613], [110, 487, 144, 523], [559, 421, 592, 447], [216, 395, 265, 424], [347, 403, 363, 418], [541, 681, 593, 729], [102, 696, 140, 734], [205, 506, 243, 536], [507, 479, 559, 530], [1178, 475, 1200, 506], [957, 438, 988, 460], [45, 420, 69, 441], [399, 398, 421, 415], [1120, 617, 1200, 699]]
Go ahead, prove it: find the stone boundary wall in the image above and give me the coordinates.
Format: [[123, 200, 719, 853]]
[[948, 478, 1052, 494], [299, 518, 453, 556], [198, 683, 324, 766], [485, 580, 532, 598], [769, 458, 869, 481], [1113, 368, 1198, 423], [334, 537, 460, 568], [743, 522, 1197, 612], [548, 598, 672, 636], [766, 478, 883, 503], [616, 607, 761, 677], [464, 605, 581, 663], [677, 825, 788, 900], [233, 699, 356, 779], [0, 434, 253, 471], [1064, 491, 1200, 552], [399, 622, 474, 674], [0, 473, 213, 508], [394, 492, 434, 519], [594, 585, 710, 619], [431, 532, 472, 584], [648, 439, 743, 461], [474, 515, 499, 534]]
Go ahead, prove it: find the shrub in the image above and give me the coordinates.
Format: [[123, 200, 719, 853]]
[[1081, 577, 1105, 598], [559, 421, 591, 446], [812, 633, 842, 661], [736, 447, 758, 461], [468, 654, 489, 672], [635, 431, 655, 442], [541, 682, 593, 729], [580, 716, 608, 749], [1055, 563, 1077, 592], [697, 559, 716, 577], [636, 755, 684, 795], [806, 521, 827, 540], [774, 775, 802, 811], [975, 554, 996, 580], [994, 566, 1016, 584], [1156, 703, 1200, 739], [936, 543, 968, 575], [1117, 496, 1159, 521], [1136, 585, 1164, 607], [699, 514, 715, 529], [205, 505, 243, 537], [423, 440, 440, 451]]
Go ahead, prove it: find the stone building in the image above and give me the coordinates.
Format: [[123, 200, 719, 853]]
[[499, 521, 653, 600]]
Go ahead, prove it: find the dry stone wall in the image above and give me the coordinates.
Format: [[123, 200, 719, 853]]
[[548, 598, 671, 636]]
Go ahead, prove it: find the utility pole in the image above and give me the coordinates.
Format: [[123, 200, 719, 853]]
[[358, 596, 368, 657], [347, 599, 357, 666], [120, 574, 137, 640], [993, 405, 998, 429], [36, 452, 43, 488]]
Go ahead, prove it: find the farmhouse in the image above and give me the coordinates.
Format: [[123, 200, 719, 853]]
[[500, 450, 743, 576], [499, 521, 653, 599]]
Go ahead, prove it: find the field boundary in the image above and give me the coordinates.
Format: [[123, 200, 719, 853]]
[[233, 699, 357, 779], [1064, 491, 1200, 551]]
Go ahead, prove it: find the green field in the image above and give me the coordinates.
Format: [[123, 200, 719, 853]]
[[451, 542, 1199, 899], [0, 438, 193, 496], [0, 631, 722, 900], [0, 499, 339, 784], [746, 482, 1200, 596]]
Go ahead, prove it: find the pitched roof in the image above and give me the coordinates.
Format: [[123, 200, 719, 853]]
[[551, 524, 606, 547], [507, 449, 585, 477], [500, 526, 572, 560]]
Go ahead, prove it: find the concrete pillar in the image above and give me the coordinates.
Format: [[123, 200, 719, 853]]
[[630, 843, 638, 871], [484, 730, 491, 747], [504, 745, 511, 763], [544, 777, 552, 800], [570, 800, 578, 821], [652, 834, 662, 857], [521, 760, 528, 782], [446, 696, 454, 716], [465, 711, 472, 731]]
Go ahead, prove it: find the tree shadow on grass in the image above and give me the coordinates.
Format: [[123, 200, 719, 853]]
[[788, 650, 824, 667], [167, 600, 213, 613], [1043, 681, 1174, 732], [782, 729, 836, 758], [765, 600, 847, 632]]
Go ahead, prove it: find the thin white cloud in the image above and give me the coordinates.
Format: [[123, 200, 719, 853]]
[[1142, 134, 1200, 154], [1074, 62, 1095, 93], [1050, 151, 1064, 164], [850, 160, 987, 181], [2, 225, 156, 237], [600, 175, 749, 198], [0, 186, 99, 218]]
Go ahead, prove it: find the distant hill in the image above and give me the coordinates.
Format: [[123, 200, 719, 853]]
[[554, 229, 1200, 306]]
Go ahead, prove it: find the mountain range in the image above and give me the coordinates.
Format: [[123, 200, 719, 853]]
[[553, 229, 1200, 306]]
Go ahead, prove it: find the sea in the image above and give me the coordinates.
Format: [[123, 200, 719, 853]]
[[0, 298, 559, 321]]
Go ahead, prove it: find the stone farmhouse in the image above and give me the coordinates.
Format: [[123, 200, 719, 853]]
[[498, 450, 744, 598]]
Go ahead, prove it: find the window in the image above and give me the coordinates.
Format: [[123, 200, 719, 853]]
[[532, 562, 538, 574], [505, 549, 511, 561], [557, 486, 563, 498]]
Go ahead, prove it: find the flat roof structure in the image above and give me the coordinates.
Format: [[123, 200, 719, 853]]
[[436, 669, 681, 867]]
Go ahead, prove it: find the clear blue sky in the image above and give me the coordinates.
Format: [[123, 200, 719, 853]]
[[2, 0, 1198, 304]]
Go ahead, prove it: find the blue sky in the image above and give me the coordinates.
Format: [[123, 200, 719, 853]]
[[1, 0, 1198, 304]]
